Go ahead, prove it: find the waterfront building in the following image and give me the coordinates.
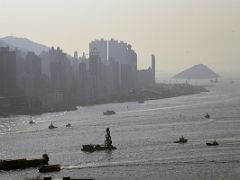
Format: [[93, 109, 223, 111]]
[[89, 50, 102, 97], [0, 47, 17, 97], [89, 39, 108, 65], [79, 61, 88, 98], [138, 55, 156, 86], [25, 52, 42, 98], [49, 47, 73, 102]]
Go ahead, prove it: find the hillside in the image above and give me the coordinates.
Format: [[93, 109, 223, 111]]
[[0, 36, 49, 55], [173, 64, 220, 79]]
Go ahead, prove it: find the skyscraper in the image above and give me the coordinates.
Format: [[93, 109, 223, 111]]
[[89, 39, 108, 65], [108, 39, 137, 89], [0, 47, 16, 97], [25, 52, 42, 97]]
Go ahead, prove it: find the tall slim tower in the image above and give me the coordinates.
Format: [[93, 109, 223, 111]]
[[74, 51, 78, 59], [151, 54, 155, 84]]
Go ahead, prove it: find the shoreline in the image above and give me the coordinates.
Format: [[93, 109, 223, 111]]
[[0, 83, 208, 118]]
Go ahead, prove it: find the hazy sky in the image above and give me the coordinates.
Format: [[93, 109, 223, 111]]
[[1, 0, 240, 76]]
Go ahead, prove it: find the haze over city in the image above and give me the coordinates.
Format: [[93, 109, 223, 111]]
[[1, 0, 240, 77], [1, 1, 240, 180]]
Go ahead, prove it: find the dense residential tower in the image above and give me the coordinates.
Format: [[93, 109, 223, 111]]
[[0, 47, 16, 97], [89, 39, 108, 65], [25, 52, 42, 98]]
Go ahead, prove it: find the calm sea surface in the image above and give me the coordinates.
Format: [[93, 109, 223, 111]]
[[1, 79, 240, 180]]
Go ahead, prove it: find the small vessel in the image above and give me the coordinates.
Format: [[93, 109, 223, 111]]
[[206, 140, 219, 146], [205, 113, 210, 119], [48, 122, 57, 129], [26, 177, 94, 180], [38, 164, 61, 173], [66, 123, 71, 127], [0, 154, 49, 171], [81, 128, 117, 152], [103, 110, 116, 115], [174, 136, 188, 144], [29, 117, 35, 124], [81, 144, 116, 152]]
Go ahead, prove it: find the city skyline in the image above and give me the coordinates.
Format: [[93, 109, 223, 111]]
[[1, 0, 240, 76]]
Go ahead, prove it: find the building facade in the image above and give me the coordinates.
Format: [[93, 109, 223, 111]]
[[0, 47, 16, 97]]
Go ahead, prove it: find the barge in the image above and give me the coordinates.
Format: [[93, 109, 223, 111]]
[[0, 154, 49, 171]]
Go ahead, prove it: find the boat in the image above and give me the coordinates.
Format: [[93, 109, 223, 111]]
[[174, 136, 188, 144], [205, 113, 210, 119], [81, 144, 116, 152], [0, 154, 49, 171], [29, 117, 35, 124], [38, 164, 61, 173], [206, 140, 219, 146], [103, 110, 116, 115], [66, 123, 71, 127], [81, 128, 117, 152], [48, 122, 57, 129], [26, 177, 94, 180]]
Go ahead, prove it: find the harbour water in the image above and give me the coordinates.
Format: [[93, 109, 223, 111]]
[[1, 79, 240, 180]]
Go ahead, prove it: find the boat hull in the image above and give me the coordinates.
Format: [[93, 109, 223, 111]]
[[81, 144, 116, 152], [206, 142, 219, 146], [38, 164, 61, 173], [103, 110, 116, 115], [0, 154, 49, 171], [174, 140, 188, 144]]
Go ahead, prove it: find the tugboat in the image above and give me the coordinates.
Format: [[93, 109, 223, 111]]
[[66, 123, 71, 127], [205, 113, 210, 119], [0, 154, 49, 171], [81, 128, 117, 152], [103, 110, 116, 115], [174, 136, 188, 144], [206, 140, 219, 146], [48, 122, 57, 129], [38, 164, 61, 173]]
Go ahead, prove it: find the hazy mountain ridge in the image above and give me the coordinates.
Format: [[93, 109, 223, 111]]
[[0, 36, 49, 55], [173, 64, 220, 79]]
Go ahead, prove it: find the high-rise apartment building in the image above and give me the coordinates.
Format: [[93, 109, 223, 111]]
[[0, 47, 16, 97]]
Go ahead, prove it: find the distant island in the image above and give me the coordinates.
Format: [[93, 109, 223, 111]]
[[173, 64, 220, 79]]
